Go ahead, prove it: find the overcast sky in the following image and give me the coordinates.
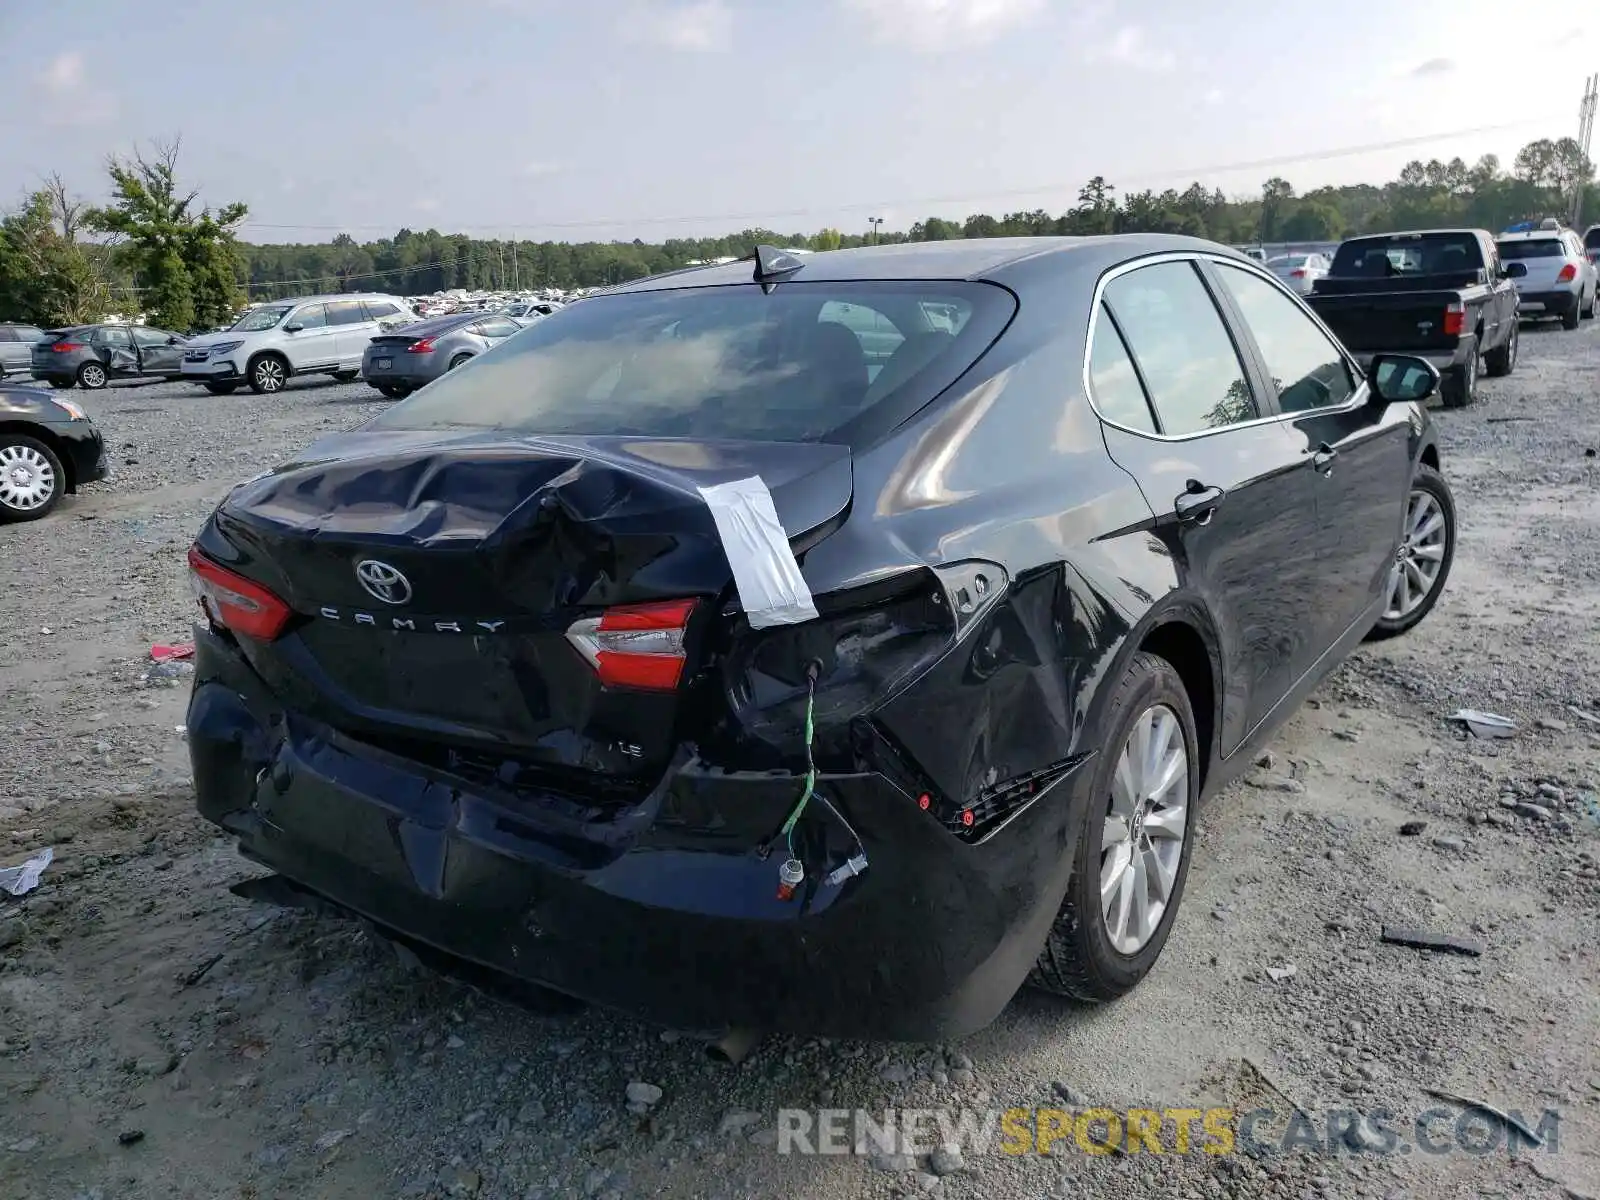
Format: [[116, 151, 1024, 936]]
[[0, 0, 1589, 244]]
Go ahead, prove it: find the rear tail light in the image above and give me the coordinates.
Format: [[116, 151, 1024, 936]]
[[566, 599, 697, 690], [405, 337, 437, 354], [1557, 263, 1577, 282], [1441, 302, 1466, 337], [1289, 269, 1306, 277], [187, 546, 292, 641], [50, 342, 84, 353]]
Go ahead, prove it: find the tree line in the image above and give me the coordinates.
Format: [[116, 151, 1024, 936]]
[[1, 135, 1591, 333]]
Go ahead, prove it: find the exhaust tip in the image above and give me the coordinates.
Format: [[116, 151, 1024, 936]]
[[705, 1027, 762, 1066]]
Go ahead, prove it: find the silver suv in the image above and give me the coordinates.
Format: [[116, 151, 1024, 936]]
[[1496, 230, 1597, 329], [180, 293, 415, 394]]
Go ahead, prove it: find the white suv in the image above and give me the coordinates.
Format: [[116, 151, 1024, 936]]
[[180, 293, 415, 395]]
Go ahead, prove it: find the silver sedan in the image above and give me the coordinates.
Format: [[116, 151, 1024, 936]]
[[361, 312, 522, 398]]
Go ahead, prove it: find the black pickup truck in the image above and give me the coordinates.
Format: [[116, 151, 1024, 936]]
[[1306, 228, 1519, 408]]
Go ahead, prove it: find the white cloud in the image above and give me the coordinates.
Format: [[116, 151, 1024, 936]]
[[36, 51, 116, 126], [41, 51, 85, 92], [520, 161, 564, 178], [842, 0, 1046, 52], [1203, 87, 1224, 105], [1085, 24, 1176, 72], [622, 1, 733, 52], [415, 197, 441, 214]]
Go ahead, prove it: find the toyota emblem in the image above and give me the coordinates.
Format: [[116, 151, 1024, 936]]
[[355, 559, 412, 606]]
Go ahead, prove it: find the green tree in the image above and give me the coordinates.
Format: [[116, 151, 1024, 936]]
[[812, 227, 843, 251], [87, 139, 248, 331], [1279, 201, 1340, 241], [0, 180, 116, 326]]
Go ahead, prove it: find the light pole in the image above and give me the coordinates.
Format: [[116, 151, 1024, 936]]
[[869, 216, 884, 245]]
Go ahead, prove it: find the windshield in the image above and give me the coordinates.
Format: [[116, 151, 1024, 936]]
[[230, 306, 291, 332], [367, 280, 1015, 443], [1496, 239, 1564, 260], [1330, 234, 1481, 277]]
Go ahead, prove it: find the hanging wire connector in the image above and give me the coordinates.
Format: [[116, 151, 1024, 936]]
[[773, 662, 823, 887]]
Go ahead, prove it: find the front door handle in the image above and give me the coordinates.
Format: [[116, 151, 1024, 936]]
[[1174, 482, 1226, 524], [1311, 442, 1338, 474]]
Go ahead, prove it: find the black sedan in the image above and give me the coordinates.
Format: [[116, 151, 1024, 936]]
[[0, 386, 108, 521], [184, 237, 1454, 1040], [31, 323, 187, 389]]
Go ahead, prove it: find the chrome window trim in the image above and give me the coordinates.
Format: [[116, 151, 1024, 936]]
[[1083, 250, 1371, 444]]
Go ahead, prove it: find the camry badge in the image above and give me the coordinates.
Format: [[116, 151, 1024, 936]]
[[355, 559, 412, 606]]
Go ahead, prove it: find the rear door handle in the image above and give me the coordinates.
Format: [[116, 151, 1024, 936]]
[[1174, 482, 1226, 524], [1311, 443, 1338, 474]]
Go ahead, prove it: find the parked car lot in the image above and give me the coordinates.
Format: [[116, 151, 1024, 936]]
[[0, 289, 1596, 1200]]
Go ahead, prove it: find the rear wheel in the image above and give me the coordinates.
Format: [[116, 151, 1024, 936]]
[[76, 361, 108, 390], [375, 382, 409, 399], [248, 354, 288, 395], [1583, 289, 1596, 319], [1562, 301, 1581, 330], [1367, 465, 1455, 640], [1484, 320, 1517, 377], [0, 435, 65, 522], [447, 353, 472, 371], [1029, 652, 1198, 1003]]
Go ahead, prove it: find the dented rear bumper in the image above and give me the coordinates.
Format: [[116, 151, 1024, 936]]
[[186, 624, 1091, 1040]]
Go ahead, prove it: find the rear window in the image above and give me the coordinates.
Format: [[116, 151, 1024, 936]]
[[367, 281, 1014, 442], [1330, 234, 1481, 277], [1497, 238, 1564, 260]]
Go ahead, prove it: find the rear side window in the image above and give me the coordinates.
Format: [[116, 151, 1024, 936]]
[[1216, 264, 1356, 412], [367, 281, 1014, 442], [0, 328, 14, 342], [1104, 262, 1256, 435], [97, 327, 132, 348], [1087, 307, 1156, 432], [363, 301, 401, 320], [1497, 239, 1564, 260], [14, 326, 44, 342], [325, 301, 366, 326]]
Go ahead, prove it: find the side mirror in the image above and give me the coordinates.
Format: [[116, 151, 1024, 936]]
[[168, 336, 180, 345], [1502, 262, 1527, 279], [1369, 353, 1439, 404], [284, 322, 304, 333]]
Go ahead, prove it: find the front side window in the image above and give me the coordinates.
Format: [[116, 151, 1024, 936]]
[[1087, 306, 1156, 433], [290, 304, 327, 330], [231, 306, 291, 332], [367, 281, 1013, 443], [1215, 264, 1356, 413], [1104, 261, 1256, 435], [132, 327, 171, 348], [473, 316, 520, 339]]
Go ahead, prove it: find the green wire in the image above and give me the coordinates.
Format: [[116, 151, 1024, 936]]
[[780, 679, 817, 856]]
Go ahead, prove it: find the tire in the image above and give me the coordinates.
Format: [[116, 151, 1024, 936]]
[[1028, 652, 1200, 1003], [1562, 300, 1581, 330], [375, 382, 409, 399], [1483, 319, 1517, 377], [1366, 465, 1456, 641], [1583, 289, 1596, 320], [203, 381, 239, 396], [248, 354, 289, 395], [332, 369, 358, 382], [1438, 339, 1477, 408], [447, 353, 472, 371], [0, 434, 66, 522], [76, 361, 108, 390]]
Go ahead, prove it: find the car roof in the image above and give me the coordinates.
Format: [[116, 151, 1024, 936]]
[[611, 234, 1239, 293], [394, 312, 483, 335], [262, 293, 407, 306], [1496, 230, 1566, 241]]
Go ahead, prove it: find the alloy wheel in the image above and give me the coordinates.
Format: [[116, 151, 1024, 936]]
[[79, 363, 106, 389], [0, 443, 57, 512], [1100, 703, 1190, 956], [1384, 489, 1448, 621], [254, 359, 286, 392]]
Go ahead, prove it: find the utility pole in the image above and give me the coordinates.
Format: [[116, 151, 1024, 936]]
[[868, 216, 884, 245], [511, 239, 519, 292], [1572, 73, 1598, 228]]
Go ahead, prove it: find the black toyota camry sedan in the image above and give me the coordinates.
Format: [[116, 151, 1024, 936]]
[[0, 386, 108, 521], [186, 236, 1455, 1040]]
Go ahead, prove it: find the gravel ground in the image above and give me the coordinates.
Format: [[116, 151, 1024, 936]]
[[1, 340, 1597, 1200]]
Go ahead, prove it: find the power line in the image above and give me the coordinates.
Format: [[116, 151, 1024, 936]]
[[233, 116, 1561, 236]]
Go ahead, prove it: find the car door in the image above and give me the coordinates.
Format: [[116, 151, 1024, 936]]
[[1209, 259, 1413, 656], [282, 303, 335, 370], [96, 326, 138, 376], [1093, 258, 1321, 759], [131, 326, 182, 376], [325, 300, 370, 366]]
